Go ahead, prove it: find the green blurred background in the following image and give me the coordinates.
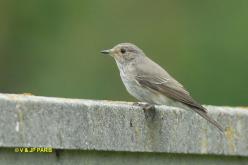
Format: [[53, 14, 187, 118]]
[[0, 0, 247, 106]]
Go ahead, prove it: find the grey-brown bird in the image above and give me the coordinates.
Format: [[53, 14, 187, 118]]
[[101, 43, 224, 132]]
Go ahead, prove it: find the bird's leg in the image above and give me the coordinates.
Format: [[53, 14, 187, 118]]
[[133, 102, 155, 111], [143, 104, 155, 111], [133, 102, 156, 120]]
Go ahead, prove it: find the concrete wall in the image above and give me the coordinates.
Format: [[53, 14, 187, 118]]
[[0, 94, 247, 164]]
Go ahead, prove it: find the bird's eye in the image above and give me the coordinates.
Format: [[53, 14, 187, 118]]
[[120, 48, 126, 54]]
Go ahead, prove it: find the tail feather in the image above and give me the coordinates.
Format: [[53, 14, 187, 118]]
[[192, 107, 224, 132]]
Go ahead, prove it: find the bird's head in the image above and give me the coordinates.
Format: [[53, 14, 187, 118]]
[[101, 43, 144, 64]]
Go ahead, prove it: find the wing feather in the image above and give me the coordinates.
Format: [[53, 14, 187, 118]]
[[136, 77, 223, 132], [133, 57, 223, 131], [136, 77, 205, 111]]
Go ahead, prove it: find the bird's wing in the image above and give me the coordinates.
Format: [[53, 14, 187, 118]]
[[135, 75, 205, 111], [134, 57, 204, 110], [135, 73, 226, 132], [134, 57, 224, 132]]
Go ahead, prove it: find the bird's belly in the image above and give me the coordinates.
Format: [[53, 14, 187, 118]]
[[121, 76, 174, 105]]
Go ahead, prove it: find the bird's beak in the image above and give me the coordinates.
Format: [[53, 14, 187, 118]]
[[101, 49, 113, 55]]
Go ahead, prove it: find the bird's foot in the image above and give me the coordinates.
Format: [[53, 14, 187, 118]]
[[133, 102, 155, 111], [133, 102, 156, 121]]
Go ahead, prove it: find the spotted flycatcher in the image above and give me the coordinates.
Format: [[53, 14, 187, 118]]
[[101, 43, 223, 132]]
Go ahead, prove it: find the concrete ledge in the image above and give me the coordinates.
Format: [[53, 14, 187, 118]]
[[0, 94, 247, 156]]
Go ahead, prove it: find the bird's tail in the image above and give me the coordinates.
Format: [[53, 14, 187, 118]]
[[192, 108, 224, 132]]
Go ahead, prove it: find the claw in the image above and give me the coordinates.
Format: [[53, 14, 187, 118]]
[[142, 104, 155, 111], [133, 102, 156, 120], [133, 102, 155, 110]]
